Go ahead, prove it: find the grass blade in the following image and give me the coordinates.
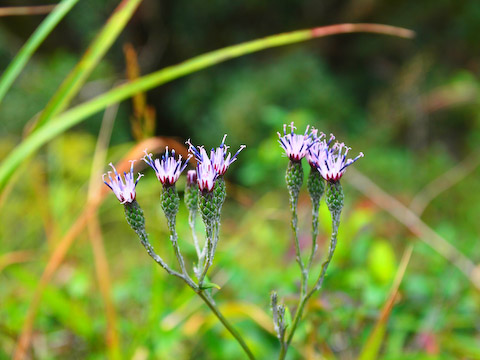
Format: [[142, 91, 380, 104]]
[[0, 23, 414, 192], [0, 5, 57, 17], [32, 0, 143, 130], [0, 0, 79, 103]]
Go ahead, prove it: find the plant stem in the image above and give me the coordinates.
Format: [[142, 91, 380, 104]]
[[198, 223, 214, 287], [196, 290, 256, 360], [136, 230, 254, 358], [306, 201, 320, 272], [169, 226, 191, 279], [279, 209, 341, 359], [310, 209, 340, 295], [290, 194, 307, 292], [189, 211, 202, 260], [136, 228, 185, 280]]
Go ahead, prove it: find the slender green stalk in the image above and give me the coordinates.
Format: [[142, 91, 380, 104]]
[[32, 0, 143, 130], [309, 210, 340, 295], [306, 201, 320, 272], [0, 23, 414, 193], [168, 226, 190, 278], [189, 212, 201, 260], [0, 0, 79, 102], [198, 223, 214, 286], [284, 210, 340, 349], [290, 196, 307, 292], [197, 291, 256, 360], [137, 229, 254, 358]]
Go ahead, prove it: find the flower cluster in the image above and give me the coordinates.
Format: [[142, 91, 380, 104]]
[[187, 135, 246, 192], [313, 142, 364, 181], [278, 122, 363, 181], [103, 135, 246, 202], [103, 161, 143, 204]]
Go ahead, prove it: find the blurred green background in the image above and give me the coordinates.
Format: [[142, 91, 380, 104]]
[[1, 0, 480, 359]]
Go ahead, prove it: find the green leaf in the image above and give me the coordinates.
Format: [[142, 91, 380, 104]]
[[0, 0, 79, 103], [200, 282, 221, 290], [0, 23, 414, 193], [32, 0, 143, 130]]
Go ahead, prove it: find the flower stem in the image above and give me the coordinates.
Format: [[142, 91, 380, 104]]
[[196, 290, 256, 360], [306, 201, 320, 272], [169, 225, 190, 279], [189, 211, 202, 260], [309, 209, 340, 296], [198, 223, 214, 287], [279, 207, 341, 359]]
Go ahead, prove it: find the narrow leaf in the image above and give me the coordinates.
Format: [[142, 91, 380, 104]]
[[0, 23, 414, 192], [0, 0, 79, 102], [32, 0, 143, 130]]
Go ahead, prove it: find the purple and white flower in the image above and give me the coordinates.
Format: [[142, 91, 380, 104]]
[[103, 161, 143, 204], [143, 147, 191, 186], [196, 147, 218, 192], [210, 135, 246, 176], [314, 141, 364, 181], [277, 122, 316, 161], [186, 135, 245, 191], [306, 131, 335, 167]]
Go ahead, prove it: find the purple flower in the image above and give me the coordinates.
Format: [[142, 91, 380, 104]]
[[314, 141, 364, 181], [210, 135, 246, 176], [143, 147, 191, 186], [306, 131, 335, 167], [277, 122, 315, 161], [196, 147, 218, 192], [103, 161, 143, 204], [186, 135, 245, 191]]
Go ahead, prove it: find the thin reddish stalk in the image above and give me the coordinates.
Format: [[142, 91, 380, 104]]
[[0, 5, 56, 17]]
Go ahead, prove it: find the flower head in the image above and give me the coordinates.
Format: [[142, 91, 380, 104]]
[[277, 122, 315, 161], [143, 147, 191, 186], [210, 134, 246, 176], [103, 161, 143, 204], [196, 147, 218, 192], [197, 147, 218, 192], [314, 140, 364, 181], [306, 131, 334, 167]]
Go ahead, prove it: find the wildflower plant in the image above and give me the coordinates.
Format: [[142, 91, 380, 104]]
[[274, 122, 364, 359], [103, 128, 362, 359], [104, 137, 253, 359]]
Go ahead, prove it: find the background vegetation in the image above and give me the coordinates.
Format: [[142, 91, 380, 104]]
[[1, 0, 480, 359]]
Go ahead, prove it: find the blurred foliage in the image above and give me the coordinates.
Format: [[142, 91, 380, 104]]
[[1, 0, 480, 359]]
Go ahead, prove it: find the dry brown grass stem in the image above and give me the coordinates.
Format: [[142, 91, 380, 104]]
[[0, 250, 35, 273], [0, 5, 56, 17], [346, 168, 480, 290], [410, 151, 480, 215]]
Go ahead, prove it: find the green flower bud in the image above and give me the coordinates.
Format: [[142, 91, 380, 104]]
[[213, 176, 226, 219], [325, 180, 344, 214], [161, 184, 180, 229], [307, 167, 325, 206], [124, 200, 145, 234], [285, 160, 303, 200], [199, 190, 216, 230]]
